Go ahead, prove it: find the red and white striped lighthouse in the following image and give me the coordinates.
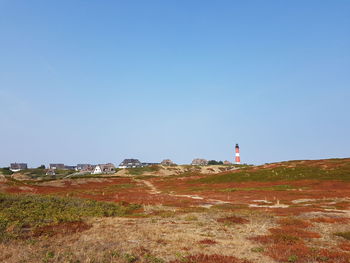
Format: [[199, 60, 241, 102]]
[[235, 144, 241, 164]]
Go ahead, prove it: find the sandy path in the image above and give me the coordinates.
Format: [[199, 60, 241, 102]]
[[135, 179, 232, 206]]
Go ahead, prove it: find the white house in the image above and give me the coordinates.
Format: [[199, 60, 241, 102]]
[[92, 165, 102, 175], [91, 163, 115, 175]]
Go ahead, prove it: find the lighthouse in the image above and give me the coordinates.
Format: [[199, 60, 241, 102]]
[[235, 144, 241, 164]]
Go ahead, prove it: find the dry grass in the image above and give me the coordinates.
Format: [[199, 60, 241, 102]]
[[0, 201, 348, 263], [168, 254, 253, 263], [198, 239, 218, 245], [0, 209, 275, 263], [217, 215, 249, 224]]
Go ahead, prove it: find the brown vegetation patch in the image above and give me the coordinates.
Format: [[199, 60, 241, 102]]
[[169, 254, 252, 263], [265, 243, 311, 262], [334, 201, 350, 210], [311, 217, 350, 224], [198, 239, 218, 245], [251, 232, 303, 246], [154, 176, 350, 212], [255, 240, 350, 263], [277, 217, 312, 228], [250, 215, 350, 263], [250, 216, 320, 247], [316, 249, 350, 263], [339, 242, 350, 251], [216, 215, 249, 224], [269, 226, 321, 239], [272, 206, 323, 216], [266, 244, 350, 263], [31, 221, 91, 237]]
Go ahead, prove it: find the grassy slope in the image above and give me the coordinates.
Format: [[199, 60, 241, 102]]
[[0, 168, 13, 175], [0, 168, 76, 180], [194, 158, 350, 183], [127, 165, 161, 175], [23, 169, 76, 178]]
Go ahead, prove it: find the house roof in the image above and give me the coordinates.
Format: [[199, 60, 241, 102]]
[[49, 163, 64, 167], [119, 159, 142, 166], [191, 159, 208, 165], [96, 163, 115, 169], [10, 163, 27, 169]]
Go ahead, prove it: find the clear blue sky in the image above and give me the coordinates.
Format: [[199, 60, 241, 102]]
[[1, 0, 349, 167]]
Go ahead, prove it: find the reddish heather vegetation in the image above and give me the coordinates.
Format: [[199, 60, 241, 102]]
[[339, 242, 350, 251], [169, 254, 252, 263], [31, 221, 91, 238], [277, 217, 312, 228], [265, 244, 350, 263], [269, 226, 321, 239], [216, 215, 249, 224], [251, 216, 350, 262], [310, 217, 350, 224], [271, 206, 324, 216], [198, 239, 218, 245]]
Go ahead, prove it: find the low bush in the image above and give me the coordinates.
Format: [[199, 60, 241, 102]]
[[0, 192, 140, 242], [0, 167, 13, 175]]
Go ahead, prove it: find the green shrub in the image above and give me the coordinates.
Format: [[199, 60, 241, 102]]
[[123, 253, 138, 263], [0, 167, 13, 175], [208, 160, 224, 165], [144, 254, 165, 263], [184, 215, 198, 221], [251, 247, 264, 253], [0, 193, 141, 242], [288, 255, 298, 262]]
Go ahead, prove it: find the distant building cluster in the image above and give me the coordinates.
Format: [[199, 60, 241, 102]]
[[6, 143, 242, 176], [7, 159, 175, 176]]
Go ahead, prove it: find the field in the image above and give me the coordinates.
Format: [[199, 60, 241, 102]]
[[0, 158, 350, 263]]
